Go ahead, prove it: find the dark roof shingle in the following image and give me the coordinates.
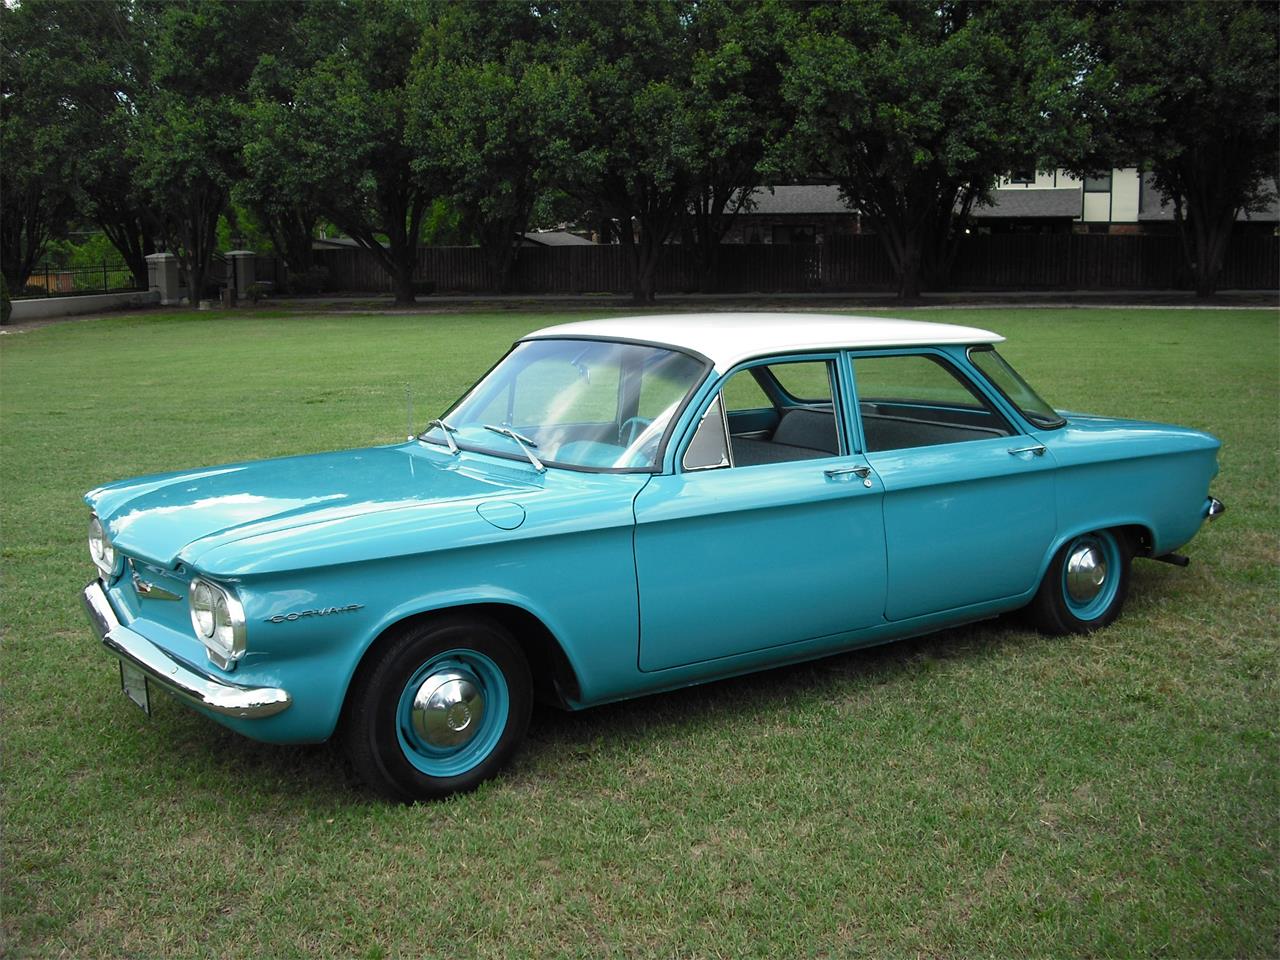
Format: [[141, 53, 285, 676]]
[[972, 188, 1081, 219]]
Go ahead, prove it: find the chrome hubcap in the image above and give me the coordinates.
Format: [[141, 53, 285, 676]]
[[411, 669, 485, 749], [1065, 543, 1108, 603]]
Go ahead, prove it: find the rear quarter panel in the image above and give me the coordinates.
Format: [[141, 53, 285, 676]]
[[1038, 414, 1220, 558]]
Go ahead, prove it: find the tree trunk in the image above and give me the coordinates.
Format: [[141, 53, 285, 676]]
[[478, 218, 521, 293], [188, 261, 206, 305], [281, 212, 316, 283], [897, 232, 924, 301], [870, 213, 925, 302], [1174, 187, 1237, 299], [697, 238, 720, 294], [493, 246, 518, 294], [1, 190, 50, 290], [631, 231, 660, 304], [392, 259, 416, 305], [1194, 207, 1237, 299], [633, 260, 657, 303]]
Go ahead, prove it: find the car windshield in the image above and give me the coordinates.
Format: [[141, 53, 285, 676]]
[[422, 338, 708, 471], [968, 346, 1065, 429]]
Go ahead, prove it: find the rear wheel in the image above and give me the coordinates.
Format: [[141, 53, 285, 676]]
[[343, 614, 532, 802], [1029, 529, 1132, 635]]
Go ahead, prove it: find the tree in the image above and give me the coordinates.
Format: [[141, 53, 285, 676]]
[[682, 0, 792, 292], [409, 1, 558, 292], [134, 1, 287, 305], [72, 2, 158, 291], [0, 1, 84, 289], [780, 1, 1090, 299], [242, 47, 325, 289], [248, 0, 436, 305], [2, 1, 161, 292], [1084, 1, 1279, 298], [548, 1, 701, 303]]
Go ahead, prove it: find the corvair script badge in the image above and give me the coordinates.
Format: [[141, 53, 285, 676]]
[[264, 604, 364, 624]]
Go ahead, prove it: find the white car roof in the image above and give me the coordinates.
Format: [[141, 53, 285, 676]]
[[523, 313, 1003, 371]]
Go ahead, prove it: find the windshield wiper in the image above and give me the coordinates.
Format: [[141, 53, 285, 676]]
[[424, 418, 460, 455], [482, 424, 545, 472]]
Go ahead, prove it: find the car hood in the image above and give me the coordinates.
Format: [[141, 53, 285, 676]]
[[86, 444, 548, 570]]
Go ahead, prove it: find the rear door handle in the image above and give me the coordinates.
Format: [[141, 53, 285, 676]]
[[824, 464, 873, 486], [1007, 444, 1047, 457]]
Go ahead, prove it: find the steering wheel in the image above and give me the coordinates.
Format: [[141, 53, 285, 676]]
[[619, 416, 653, 446]]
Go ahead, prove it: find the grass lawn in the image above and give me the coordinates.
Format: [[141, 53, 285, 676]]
[[2, 305, 1276, 958]]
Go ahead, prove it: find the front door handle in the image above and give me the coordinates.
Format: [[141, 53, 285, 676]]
[[1007, 444, 1047, 457]]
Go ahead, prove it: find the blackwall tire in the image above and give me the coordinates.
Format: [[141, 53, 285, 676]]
[[1029, 530, 1132, 636], [342, 614, 532, 802]]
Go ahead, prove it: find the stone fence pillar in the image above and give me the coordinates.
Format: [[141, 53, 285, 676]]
[[145, 253, 182, 305], [225, 250, 256, 299]]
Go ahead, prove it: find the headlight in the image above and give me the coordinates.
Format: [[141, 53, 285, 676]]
[[88, 515, 121, 581], [188, 576, 246, 670]]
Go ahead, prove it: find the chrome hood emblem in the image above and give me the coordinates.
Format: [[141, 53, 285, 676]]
[[132, 571, 181, 601]]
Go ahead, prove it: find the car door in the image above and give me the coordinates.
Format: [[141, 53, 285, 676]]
[[850, 349, 1057, 621], [632, 355, 887, 672]]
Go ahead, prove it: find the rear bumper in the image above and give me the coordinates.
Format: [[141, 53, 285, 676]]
[[82, 580, 292, 719]]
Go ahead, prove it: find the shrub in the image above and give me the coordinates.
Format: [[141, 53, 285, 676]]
[[287, 265, 329, 295], [246, 281, 272, 303]]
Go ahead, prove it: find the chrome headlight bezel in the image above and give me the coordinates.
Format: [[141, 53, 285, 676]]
[[88, 514, 122, 582], [187, 576, 247, 670]]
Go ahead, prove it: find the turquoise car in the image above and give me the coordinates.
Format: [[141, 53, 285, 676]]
[[82, 314, 1225, 801]]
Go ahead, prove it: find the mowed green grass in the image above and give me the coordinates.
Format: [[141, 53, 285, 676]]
[[2, 306, 1276, 958]]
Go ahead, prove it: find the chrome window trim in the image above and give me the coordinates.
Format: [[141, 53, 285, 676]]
[[681, 394, 733, 472], [422, 336, 713, 475], [965, 345, 1066, 430], [679, 354, 846, 473]]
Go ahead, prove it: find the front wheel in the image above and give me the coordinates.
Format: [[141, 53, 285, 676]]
[[1028, 529, 1132, 635], [343, 614, 532, 802]]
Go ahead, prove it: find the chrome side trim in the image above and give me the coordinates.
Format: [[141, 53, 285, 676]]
[[1205, 497, 1226, 522], [82, 581, 292, 720]]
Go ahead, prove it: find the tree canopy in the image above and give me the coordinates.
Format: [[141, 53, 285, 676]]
[[779, 0, 1092, 299], [1, 0, 1275, 301], [1078, 0, 1279, 296]]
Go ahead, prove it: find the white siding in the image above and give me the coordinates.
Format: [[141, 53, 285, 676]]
[[1082, 192, 1111, 222], [1111, 168, 1141, 221]]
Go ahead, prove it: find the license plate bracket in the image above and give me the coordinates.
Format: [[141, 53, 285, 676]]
[[119, 661, 151, 715]]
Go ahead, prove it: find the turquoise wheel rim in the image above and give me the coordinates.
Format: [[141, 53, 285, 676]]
[[1061, 531, 1122, 621], [396, 649, 509, 778]]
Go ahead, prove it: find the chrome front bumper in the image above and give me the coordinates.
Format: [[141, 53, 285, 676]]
[[82, 581, 292, 719]]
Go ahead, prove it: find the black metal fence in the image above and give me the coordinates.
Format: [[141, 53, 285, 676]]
[[313, 232, 1279, 296], [16, 261, 143, 299]]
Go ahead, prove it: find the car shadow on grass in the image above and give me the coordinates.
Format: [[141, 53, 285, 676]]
[[524, 614, 1029, 749], [139, 612, 1046, 808], [138, 553, 1206, 808]]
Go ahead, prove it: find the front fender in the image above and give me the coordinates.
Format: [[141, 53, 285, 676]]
[[223, 520, 641, 744]]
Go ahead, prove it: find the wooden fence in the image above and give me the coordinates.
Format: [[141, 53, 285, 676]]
[[313, 232, 1278, 295]]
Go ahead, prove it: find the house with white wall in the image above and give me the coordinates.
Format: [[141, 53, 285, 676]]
[[977, 168, 1278, 234], [706, 173, 1278, 243], [976, 168, 1143, 233]]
